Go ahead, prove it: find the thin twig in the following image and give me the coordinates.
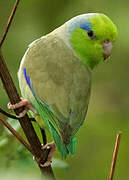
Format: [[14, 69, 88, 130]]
[[109, 132, 122, 180], [0, 107, 19, 119], [0, 107, 37, 121], [0, 117, 32, 153], [0, 0, 20, 48]]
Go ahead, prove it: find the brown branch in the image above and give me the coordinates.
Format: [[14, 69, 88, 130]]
[[0, 1, 55, 179], [0, 0, 20, 47], [0, 117, 32, 153], [109, 132, 122, 180]]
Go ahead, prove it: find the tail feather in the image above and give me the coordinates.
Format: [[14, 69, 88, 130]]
[[49, 122, 76, 158], [66, 136, 76, 155]]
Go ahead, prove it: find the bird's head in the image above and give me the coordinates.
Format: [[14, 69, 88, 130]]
[[68, 13, 118, 69]]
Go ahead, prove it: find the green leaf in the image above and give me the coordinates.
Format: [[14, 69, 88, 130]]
[[4, 118, 20, 135], [0, 138, 8, 147]]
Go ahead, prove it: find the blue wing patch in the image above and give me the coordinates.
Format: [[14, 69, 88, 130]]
[[23, 68, 50, 108], [23, 68, 34, 93]]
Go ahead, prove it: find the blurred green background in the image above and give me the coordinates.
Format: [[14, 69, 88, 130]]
[[0, 0, 129, 179]]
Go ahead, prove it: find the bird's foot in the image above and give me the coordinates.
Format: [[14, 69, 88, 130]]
[[40, 142, 56, 167], [7, 98, 34, 118]]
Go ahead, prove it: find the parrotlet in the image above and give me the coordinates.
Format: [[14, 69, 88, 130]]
[[10, 13, 118, 166]]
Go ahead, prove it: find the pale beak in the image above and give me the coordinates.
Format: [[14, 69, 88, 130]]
[[102, 40, 113, 60]]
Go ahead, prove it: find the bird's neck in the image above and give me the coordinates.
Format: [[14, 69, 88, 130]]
[[74, 51, 95, 70]]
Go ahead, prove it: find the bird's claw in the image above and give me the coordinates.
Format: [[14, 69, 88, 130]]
[[41, 142, 56, 167], [7, 97, 35, 118], [33, 142, 55, 167], [40, 160, 52, 167]]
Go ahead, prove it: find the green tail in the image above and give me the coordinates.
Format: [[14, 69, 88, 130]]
[[49, 122, 77, 158]]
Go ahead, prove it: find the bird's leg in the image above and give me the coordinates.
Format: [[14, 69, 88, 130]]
[[41, 142, 56, 167], [8, 98, 35, 118], [40, 127, 47, 145]]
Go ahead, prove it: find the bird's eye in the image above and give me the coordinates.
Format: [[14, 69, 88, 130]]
[[87, 30, 95, 39]]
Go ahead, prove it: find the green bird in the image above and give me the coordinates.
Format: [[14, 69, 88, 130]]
[[9, 13, 117, 166]]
